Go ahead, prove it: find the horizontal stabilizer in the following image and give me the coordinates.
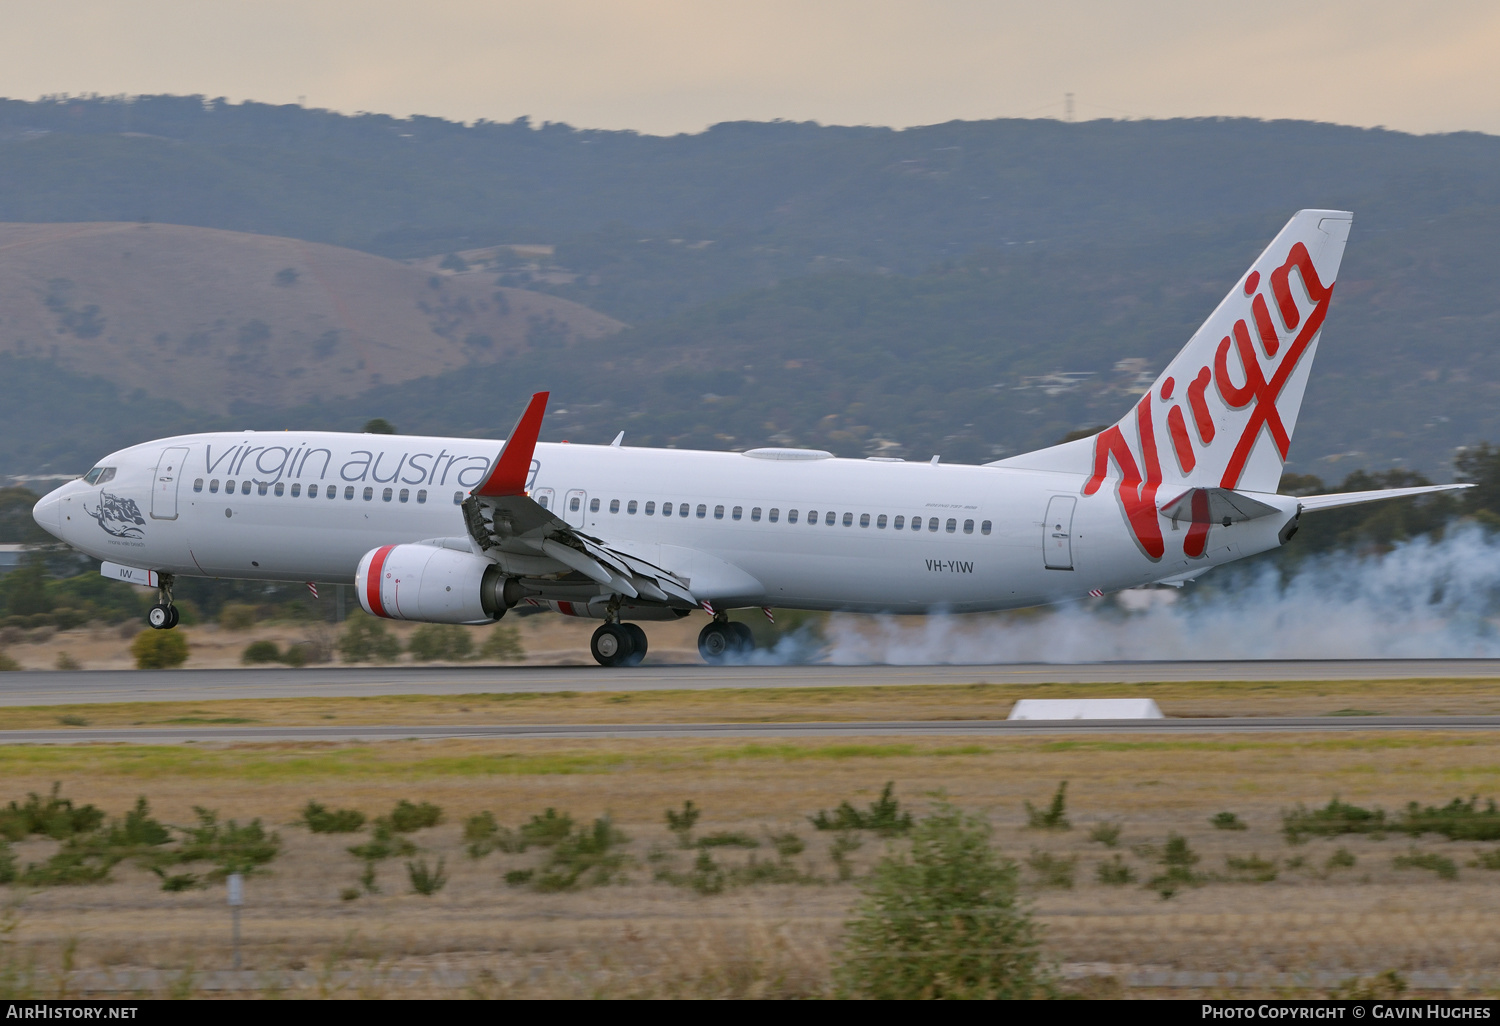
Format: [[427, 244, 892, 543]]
[[1297, 483, 1471, 512], [1160, 487, 1281, 526]]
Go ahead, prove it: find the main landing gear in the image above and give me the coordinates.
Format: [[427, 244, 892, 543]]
[[697, 617, 753, 665], [147, 573, 179, 630], [590, 621, 648, 667]]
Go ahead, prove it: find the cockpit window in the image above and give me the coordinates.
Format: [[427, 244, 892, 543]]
[[83, 467, 116, 485]]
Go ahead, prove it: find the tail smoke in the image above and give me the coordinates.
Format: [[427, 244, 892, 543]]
[[817, 525, 1500, 664]]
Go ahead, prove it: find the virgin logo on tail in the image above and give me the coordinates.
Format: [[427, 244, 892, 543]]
[[1084, 241, 1335, 561]]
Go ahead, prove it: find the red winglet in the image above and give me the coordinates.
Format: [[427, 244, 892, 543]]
[[474, 391, 549, 497]]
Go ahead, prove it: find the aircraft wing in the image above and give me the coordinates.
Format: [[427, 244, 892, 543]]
[[1296, 483, 1471, 512], [462, 392, 698, 607]]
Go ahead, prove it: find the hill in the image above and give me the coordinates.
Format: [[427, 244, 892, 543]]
[[0, 222, 621, 409]]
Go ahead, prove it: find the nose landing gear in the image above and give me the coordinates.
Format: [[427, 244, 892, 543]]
[[147, 573, 179, 630]]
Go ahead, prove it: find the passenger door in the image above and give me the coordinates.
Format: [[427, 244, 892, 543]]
[[1042, 495, 1076, 570], [564, 489, 588, 529], [150, 446, 190, 521]]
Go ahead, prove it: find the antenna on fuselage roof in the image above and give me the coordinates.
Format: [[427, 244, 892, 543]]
[[610, 431, 624, 448]]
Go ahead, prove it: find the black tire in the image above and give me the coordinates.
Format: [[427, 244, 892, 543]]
[[590, 623, 635, 667], [621, 623, 648, 666], [148, 604, 171, 630], [698, 622, 732, 664], [728, 621, 754, 653], [166, 606, 180, 629]]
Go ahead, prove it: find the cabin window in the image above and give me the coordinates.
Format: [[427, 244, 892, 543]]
[[307, 484, 318, 498], [209, 480, 220, 494], [382, 487, 393, 502], [363, 487, 374, 501], [645, 501, 656, 515], [627, 500, 638, 514], [981, 520, 992, 535], [590, 498, 600, 513], [569, 496, 580, 512], [662, 502, 672, 516], [860, 513, 870, 528], [877, 514, 887, 528], [928, 517, 939, 532], [399, 488, 409, 503], [417, 489, 427, 504], [713, 505, 724, 520], [842, 512, 853, 527], [453, 491, 463, 505], [609, 499, 620, 513], [680, 503, 689, 518], [806, 510, 816, 525], [291, 483, 301, 497], [193, 478, 204, 493], [275, 483, 285, 497], [894, 515, 904, 529], [826, 511, 837, 526], [787, 509, 798, 523], [225, 479, 235, 493], [537, 494, 548, 509], [257, 483, 268, 496], [345, 486, 355, 500], [963, 519, 974, 534], [768, 508, 779, 523], [946, 518, 957, 533], [242, 481, 252, 495], [327, 485, 337, 500], [731, 506, 742, 521]]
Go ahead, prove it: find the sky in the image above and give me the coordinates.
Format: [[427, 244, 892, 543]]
[[2, 1, 1497, 136]]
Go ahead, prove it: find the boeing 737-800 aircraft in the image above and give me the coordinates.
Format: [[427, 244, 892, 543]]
[[31, 210, 1465, 665]]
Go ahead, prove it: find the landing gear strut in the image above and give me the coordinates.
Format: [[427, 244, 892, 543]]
[[590, 622, 648, 667], [697, 617, 753, 664], [148, 573, 179, 630]]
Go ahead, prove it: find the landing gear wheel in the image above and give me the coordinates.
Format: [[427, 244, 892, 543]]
[[166, 606, 180, 629], [698, 622, 734, 664], [621, 623, 648, 666], [148, 604, 175, 630], [590, 623, 636, 667]]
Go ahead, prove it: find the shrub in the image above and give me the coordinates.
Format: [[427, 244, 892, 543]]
[[1224, 854, 1278, 882], [1026, 850, 1076, 889], [504, 869, 534, 886], [478, 624, 524, 663], [810, 782, 913, 835], [1088, 822, 1121, 847], [665, 800, 700, 847], [18, 797, 171, 887], [336, 615, 401, 663], [1211, 811, 1248, 831], [533, 816, 630, 892], [1327, 847, 1358, 870], [1400, 797, 1500, 841], [218, 603, 258, 631], [0, 842, 15, 884], [158, 807, 280, 881], [54, 652, 79, 671], [833, 802, 1050, 1000], [830, 831, 862, 881], [0, 784, 104, 841], [1025, 781, 1070, 831], [1329, 970, 1408, 1000], [241, 640, 282, 665], [407, 857, 448, 895], [1283, 798, 1386, 842], [301, 801, 365, 834], [130, 630, 188, 669], [463, 811, 522, 858], [519, 808, 574, 847], [1149, 833, 1202, 899], [1392, 849, 1458, 880], [388, 800, 442, 833], [685, 849, 725, 895], [1096, 855, 1135, 885], [407, 624, 473, 662], [768, 832, 805, 858], [347, 820, 417, 861]]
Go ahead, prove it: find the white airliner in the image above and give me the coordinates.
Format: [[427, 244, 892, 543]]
[[31, 210, 1466, 665]]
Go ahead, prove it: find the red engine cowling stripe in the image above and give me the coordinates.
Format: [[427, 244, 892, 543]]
[[366, 545, 395, 618]]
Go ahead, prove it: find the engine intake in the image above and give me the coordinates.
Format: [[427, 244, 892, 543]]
[[355, 544, 519, 624]]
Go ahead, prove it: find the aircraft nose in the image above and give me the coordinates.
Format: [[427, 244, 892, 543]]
[[32, 491, 62, 537]]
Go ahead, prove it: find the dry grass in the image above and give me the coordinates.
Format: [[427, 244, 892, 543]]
[[4, 730, 1500, 997]]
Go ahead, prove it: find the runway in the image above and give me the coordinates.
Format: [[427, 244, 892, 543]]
[[3, 659, 1500, 707], [4, 715, 1500, 744]]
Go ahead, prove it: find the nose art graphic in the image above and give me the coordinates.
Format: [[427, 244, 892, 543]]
[[83, 492, 147, 539]]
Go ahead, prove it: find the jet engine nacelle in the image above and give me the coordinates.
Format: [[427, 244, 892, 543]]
[[355, 544, 518, 624]]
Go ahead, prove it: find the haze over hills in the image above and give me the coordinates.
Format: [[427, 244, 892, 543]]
[[0, 95, 1497, 477]]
